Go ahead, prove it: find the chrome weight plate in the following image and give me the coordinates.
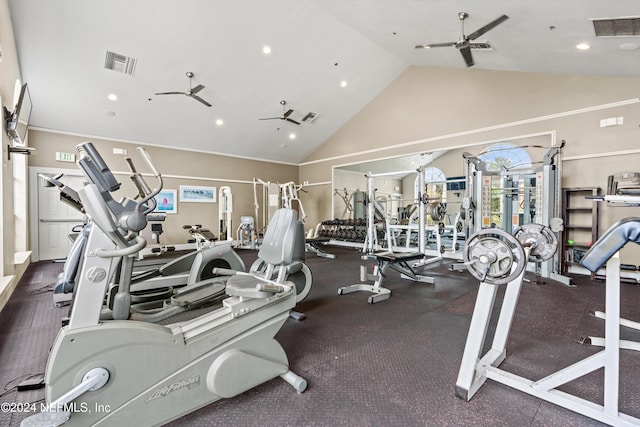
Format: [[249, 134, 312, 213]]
[[513, 223, 558, 262], [463, 228, 526, 285]]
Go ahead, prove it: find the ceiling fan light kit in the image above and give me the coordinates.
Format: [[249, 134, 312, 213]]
[[415, 12, 509, 67]]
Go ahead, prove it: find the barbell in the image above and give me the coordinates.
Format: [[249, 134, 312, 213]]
[[463, 228, 526, 285], [463, 223, 557, 285], [513, 223, 558, 263]]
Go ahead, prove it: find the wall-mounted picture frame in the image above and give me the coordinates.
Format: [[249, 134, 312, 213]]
[[154, 189, 177, 213], [180, 185, 216, 203]]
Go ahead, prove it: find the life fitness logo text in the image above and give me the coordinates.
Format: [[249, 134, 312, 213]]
[[145, 376, 200, 403]]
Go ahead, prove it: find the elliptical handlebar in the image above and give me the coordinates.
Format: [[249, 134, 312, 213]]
[[122, 148, 163, 215], [132, 147, 163, 211], [77, 142, 121, 193], [76, 142, 163, 252], [95, 235, 147, 258]]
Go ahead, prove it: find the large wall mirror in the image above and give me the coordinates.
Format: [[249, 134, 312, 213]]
[[331, 132, 556, 231]]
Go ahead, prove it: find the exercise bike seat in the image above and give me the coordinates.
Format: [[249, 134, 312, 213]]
[[226, 208, 299, 300]]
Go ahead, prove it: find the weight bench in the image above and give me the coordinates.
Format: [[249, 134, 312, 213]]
[[305, 237, 336, 259], [338, 251, 434, 304], [579, 217, 640, 353], [455, 221, 640, 426]]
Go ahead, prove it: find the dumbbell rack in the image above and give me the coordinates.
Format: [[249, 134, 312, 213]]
[[318, 219, 369, 244]]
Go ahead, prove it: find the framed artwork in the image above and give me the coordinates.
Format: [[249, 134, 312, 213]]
[[154, 189, 177, 213], [180, 185, 216, 203]]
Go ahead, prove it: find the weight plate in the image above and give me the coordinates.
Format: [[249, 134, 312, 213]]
[[463, 228, 526, 285], [429, 202, 447, 221], [513, 223, 558, 262]]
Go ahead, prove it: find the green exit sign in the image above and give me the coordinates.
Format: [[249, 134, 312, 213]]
[[55, 152, 76, 163]]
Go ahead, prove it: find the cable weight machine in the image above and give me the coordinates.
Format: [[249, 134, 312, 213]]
[[460, 144, 570, 285]]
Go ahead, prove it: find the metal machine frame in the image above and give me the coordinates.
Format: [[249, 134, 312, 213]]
[[456, 223, 639, 426], [22, 143, 306, 427], [462, 145, 570, 285]]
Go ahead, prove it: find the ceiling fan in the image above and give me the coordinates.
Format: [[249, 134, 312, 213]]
[[155, 71, 212, 107], [259, 100, 300, 125], [415, 12, 509, 67]]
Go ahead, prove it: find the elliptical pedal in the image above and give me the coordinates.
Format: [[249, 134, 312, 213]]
[[170, 281, 226, 307]]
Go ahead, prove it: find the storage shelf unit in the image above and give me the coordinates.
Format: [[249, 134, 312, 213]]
[[561, 187, 600, 278]]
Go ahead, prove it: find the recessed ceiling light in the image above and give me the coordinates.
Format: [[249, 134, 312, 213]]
[[620, 42, 639, 51], [262, 45, 271, 55], [340, 80, 348, 88], [576, 43, 590, 50], [288, 133, 296, 140], [107, 93, 118, 101], [215, 118, 224, 126]]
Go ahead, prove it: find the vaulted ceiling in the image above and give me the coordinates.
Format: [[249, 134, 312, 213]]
[[8, 0, 640, 164]]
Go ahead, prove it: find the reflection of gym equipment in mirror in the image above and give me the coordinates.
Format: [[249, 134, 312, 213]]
[[333, 187, 355, 219], [461, 143, 570, 285], [338, 167, 436, 304], [456, 221, 639, 426], [327, 172, 464, 259]]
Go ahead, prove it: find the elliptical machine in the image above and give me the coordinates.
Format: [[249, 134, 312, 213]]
[[22, 142, 307, 427], [40, 169, 246, 310]]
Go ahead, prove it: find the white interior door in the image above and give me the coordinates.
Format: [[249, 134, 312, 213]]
[[36, 173, 86, 260]]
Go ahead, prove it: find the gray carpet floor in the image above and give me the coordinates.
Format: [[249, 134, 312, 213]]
[[1, 246, 639, 426]]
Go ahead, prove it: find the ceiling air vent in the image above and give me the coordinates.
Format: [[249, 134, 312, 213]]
[[104, 50, 137, 75], [302, 112, 318, 123], [592, 17, 640, 37]]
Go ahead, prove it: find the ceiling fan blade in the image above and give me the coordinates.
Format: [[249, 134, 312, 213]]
[[415, 41, 456, 49], [467, 14, 509, 40], [283, 109, 294, 119], [155, 91, 185, 95], [191, 95, 212, 107], [259, 117, 280, 121], [286, 118, 301, 125], [190, 84, 205, 94], [460, 45, 474, 67]]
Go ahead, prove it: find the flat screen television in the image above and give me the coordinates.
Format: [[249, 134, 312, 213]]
[[4, 83, 32, 146]]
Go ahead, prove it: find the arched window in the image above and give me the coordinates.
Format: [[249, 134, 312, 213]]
[[478, 143, 534, 230], [478, 143, 532, 172]]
